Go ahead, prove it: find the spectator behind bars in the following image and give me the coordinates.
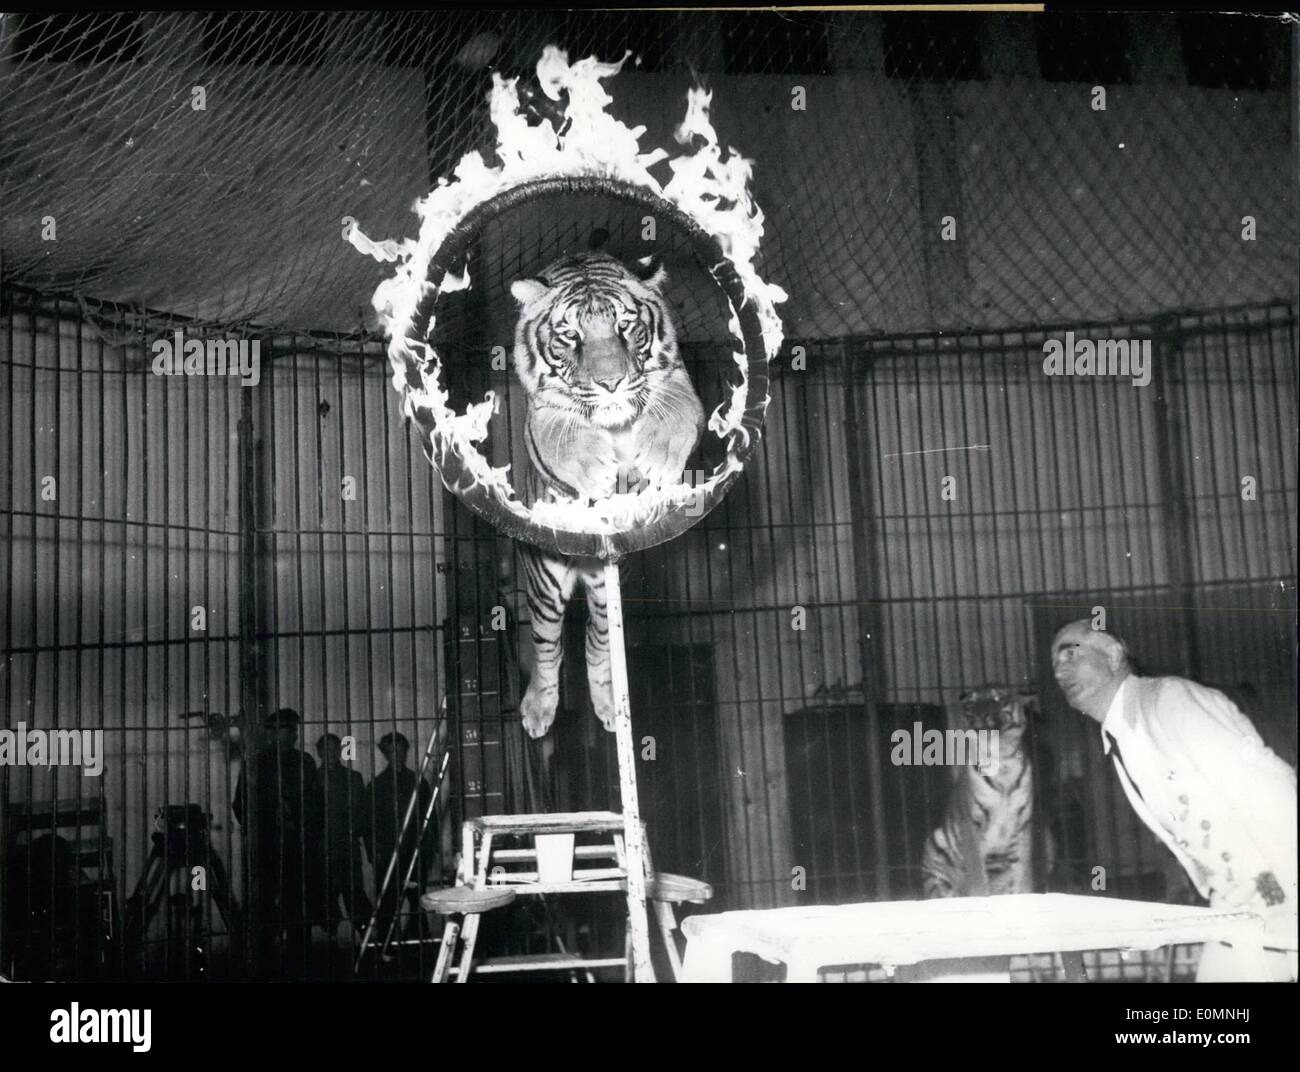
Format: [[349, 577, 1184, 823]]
[[315, 732, 373, 944], [233, 707, 322, 975], [1050, 620, 1298, 981], [364, 732, 435, 951]]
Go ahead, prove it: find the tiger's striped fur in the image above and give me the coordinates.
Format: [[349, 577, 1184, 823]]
[[921, 686, 1041, 898], [508, 251, 704, 739]]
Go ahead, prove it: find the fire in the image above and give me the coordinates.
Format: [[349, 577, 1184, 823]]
[[348, 47, 786, 538]]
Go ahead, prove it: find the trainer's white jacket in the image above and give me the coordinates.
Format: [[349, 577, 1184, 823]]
[[1100, 673, 1298, 953]]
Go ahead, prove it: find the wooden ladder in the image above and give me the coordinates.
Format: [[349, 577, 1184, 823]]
[[426, 810, 711, 982]]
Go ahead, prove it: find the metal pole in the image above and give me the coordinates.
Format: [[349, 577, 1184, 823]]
[[237, 392, 262, 977], [1150, 314, 1202, 678], [840, 344, 893, 899], [602, 557, 654, 983]]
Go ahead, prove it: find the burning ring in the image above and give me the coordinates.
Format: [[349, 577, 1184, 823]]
[[353, 50, 785, 558], [398, 176, 771, 558]]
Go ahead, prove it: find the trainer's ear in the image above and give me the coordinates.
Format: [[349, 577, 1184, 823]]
[[635, 254, 668, 291], [1096, 632, 1126, 672], [510, 278, 549, 306]]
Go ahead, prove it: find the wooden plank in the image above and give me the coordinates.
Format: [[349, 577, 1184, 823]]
[[455, 822, 469, 885], [654, 900, 685, 981], [485, 880, 629, 896], [455, 912, 482, 985], [468, 810, 624, 834], [430, 919, 460, 984], [482, 867, 628, 884], [471, 955, 627, 974], [603, 560, 655, 983], [487, 844, 619, 862]]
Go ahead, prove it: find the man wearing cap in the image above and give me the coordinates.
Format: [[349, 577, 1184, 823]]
[[364, 731, 435, 953], [233, 707, 323, 975], [1050, 619, 1297, 981]]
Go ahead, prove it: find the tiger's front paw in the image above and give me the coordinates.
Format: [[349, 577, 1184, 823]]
[[520, 682, 559, 739], [590, 680, 617, 733]]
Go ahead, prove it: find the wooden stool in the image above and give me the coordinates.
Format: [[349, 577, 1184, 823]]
[[646, 873, 713, 981], [423, 885, 517, 983]]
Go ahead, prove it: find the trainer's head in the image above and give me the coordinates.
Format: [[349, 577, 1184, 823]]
[[1051, 620, 1131, 723]]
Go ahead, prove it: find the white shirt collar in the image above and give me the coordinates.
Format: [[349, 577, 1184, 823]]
[[1100, 674, 1132, 753]]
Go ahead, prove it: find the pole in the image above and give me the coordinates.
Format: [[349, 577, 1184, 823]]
[[840, 344, 893, 898], [237, 392, 262, 978], [1150, 314, 1201, 678], [602, 557, 655, 982]]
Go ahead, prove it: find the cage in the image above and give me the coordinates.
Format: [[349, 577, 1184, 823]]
[[1, 10, 1295, 983]]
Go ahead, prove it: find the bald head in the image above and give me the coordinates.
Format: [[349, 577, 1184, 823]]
[[1051, 619, 1132, 722]]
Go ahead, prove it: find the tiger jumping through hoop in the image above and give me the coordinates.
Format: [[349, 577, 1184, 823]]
[[507, 250, 704, 739]]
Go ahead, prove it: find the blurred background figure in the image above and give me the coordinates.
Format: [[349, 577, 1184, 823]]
[[364, 732, 436, 957], [234, 707, 321, 977], [315, 733, 373, 947]]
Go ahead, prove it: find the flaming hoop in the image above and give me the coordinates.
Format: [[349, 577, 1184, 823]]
[[349, 47, 786, 984], [349, 46, 786, 558]]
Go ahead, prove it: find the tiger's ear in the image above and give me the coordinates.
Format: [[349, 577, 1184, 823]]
[[635, 255, 668, 292], [510, 278, 549, 306]]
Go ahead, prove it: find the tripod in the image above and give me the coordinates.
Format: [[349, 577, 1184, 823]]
[[123, 805, 241, 978]]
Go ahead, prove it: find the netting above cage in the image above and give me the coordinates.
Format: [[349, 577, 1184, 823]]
[[1, 10, 1295, 339]]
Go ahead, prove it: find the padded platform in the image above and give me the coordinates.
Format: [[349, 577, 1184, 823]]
[[421, 885, 517, 915]]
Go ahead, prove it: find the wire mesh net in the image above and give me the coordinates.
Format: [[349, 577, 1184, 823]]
[[3, 11, 1294, 339]]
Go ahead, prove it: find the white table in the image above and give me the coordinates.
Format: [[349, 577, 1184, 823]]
[[680, 893, 1271, 982]]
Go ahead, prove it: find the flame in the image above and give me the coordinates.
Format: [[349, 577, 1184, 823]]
[[348, 47, 786, 540]]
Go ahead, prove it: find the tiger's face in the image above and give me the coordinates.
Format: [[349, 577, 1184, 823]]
[[510, 251, 681, 431], [959, 684, 1035, 747]]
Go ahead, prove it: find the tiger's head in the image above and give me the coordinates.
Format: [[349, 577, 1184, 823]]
[[958, 684, 1036, 747], [509, 250, 682, 431]]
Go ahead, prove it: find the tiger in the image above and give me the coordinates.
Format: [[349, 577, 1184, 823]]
[[921, 685, 1047, 899], [507, 250, 705, 739]]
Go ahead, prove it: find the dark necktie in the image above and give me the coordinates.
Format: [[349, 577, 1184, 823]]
[[1106, 731, 1146, 803]]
